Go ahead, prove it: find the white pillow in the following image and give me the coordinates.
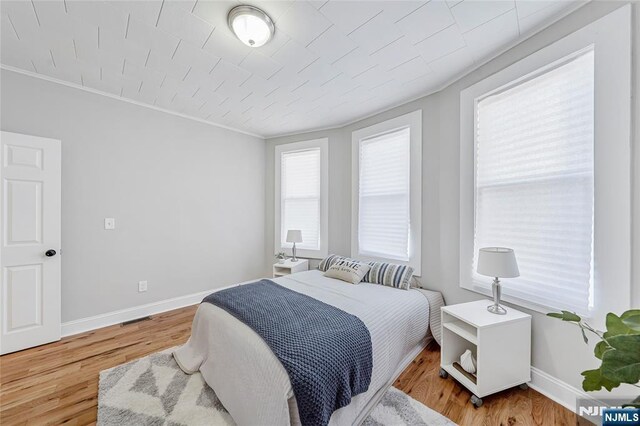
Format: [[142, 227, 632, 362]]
[[324, 259, 371, 285]]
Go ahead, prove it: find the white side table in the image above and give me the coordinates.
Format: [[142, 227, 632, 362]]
[[273, 259, 309, 278], [439, 300, 531, 408]]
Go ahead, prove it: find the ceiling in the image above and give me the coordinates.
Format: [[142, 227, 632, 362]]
[[0, 0, 584, 138]]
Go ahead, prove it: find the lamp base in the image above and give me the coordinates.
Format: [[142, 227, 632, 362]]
[[487, 304, 507, 315]]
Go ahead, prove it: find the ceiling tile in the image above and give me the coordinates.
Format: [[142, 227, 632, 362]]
[[318, 0, 383, 35], [107, 0, 164, 28], [209, 59, 251, 88], [271, 38, 317, 72], [428, 45, 475, 79], [2, 0, 42, 43], [191, 0, 238, 30], [146, 47, 189, 81], [331, 46, 377, 78], [172, 39, 220, 74], [413, 24, 466, 63], [463, 9, 519, 62], [67, 1, 126, 34], [515, 0, 559, 19], [202, 29, 251, 65], [32, 1, 68, 33], [450, 0, 515, 33], [239, 50, 282, 79], [255, 28, 290, 58], [369, 36, 421, 71], [518, 1, 580, 35], [251, 0, 294, 22], [306, 26, 357, 64], [377, 1, 427, 23], [395, 1, 455, 44], [276, 1, 331, 47], [388, 56, 431, 83], [347, 11, 403, 55], [126, 16, 181, 62], [156, 1, 214, 48]]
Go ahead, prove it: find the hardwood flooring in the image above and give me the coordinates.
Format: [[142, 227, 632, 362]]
[[0, 305, 581, 425]]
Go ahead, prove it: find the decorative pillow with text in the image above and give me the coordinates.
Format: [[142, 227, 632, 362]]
[[324, 259, 371, 285]]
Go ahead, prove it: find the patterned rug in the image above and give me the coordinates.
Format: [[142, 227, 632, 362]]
[[98, 348, 455, 426]]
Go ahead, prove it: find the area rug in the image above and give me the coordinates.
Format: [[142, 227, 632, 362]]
[[98, 348, 455, 426]]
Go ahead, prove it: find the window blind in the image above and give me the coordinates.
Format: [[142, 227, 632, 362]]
[[474, 49, 594, 314], [358, 127, 411, 261], [281, 148, 321, 250]]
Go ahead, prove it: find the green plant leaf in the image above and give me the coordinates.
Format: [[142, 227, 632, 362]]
[[581, 368, 621, 392], [604, 313, 640, 339], [600, 335, 640, 384], [547, 311, 582, 322], [581, 327, 589, 344], [622, 395, 640, 409], [621, 310, 640, 332], [594, 341, 612, 360]]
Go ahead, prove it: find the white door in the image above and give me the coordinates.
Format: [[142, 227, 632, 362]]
[[0, 131, 61, 354]]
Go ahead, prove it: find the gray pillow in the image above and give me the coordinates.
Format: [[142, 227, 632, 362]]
[[362, 262, 414, 290]]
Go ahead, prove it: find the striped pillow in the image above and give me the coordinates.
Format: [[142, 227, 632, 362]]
[[362, 262, 414, 290], [318, 254, 349, 272]]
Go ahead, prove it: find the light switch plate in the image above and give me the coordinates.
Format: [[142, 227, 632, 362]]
[[138, 281, 148, 292], [104, 218, 115, 230]]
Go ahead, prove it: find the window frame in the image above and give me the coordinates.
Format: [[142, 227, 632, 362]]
[[459, 5, 631, 320], [351, 110, 422, 275], [275, 138, 329, 259]]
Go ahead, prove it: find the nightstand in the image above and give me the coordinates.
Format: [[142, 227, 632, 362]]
[[272, 259, 309, 278], [439, 300, 531, 408]]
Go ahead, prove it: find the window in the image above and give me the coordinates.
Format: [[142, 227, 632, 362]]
[[460, 5, 631, 319], [352, 110, 422, 274], [275, 139, 328, 259], [475, 50, 595, 314]]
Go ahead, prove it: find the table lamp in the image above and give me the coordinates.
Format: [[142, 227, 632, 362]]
[[477, 247, 519, 315], [286, 230, 303, 262]]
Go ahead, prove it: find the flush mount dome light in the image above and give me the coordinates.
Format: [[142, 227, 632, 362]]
[[227, 5, 275, 48]]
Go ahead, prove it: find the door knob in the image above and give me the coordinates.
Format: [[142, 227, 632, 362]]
[[45, 249, 57, 257]]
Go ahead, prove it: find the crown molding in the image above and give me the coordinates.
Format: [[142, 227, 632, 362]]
[[0, 64, 265, 140]]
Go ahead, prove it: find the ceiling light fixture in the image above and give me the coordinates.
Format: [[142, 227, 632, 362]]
[[227, 5, 275, 48]]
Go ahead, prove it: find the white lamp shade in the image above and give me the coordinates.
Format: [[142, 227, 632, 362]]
[[477, 247, 520, 278], [286, 230, 303, 243]]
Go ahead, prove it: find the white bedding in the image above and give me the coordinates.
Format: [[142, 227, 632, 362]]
[[174, 270, 444, 426]]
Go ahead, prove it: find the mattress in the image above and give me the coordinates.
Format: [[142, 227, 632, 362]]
[[174, 270, 444, 425]]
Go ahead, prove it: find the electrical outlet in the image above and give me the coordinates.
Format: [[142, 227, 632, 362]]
[[138, 280, 148, 292]]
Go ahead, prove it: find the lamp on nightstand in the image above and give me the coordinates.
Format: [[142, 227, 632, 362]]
[[477, 247, 519, 315], [286, 230, 302, 262]]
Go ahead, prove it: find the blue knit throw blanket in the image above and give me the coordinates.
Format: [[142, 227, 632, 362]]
[[202, 279, 373, 426]]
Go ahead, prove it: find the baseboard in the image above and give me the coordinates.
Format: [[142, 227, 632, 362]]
[[529, 366, 594, 413], [61, 284, 235, 337]]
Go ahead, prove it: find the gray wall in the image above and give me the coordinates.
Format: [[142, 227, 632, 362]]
[[1, 70, 266, 322], [266, 1, 639, 395]]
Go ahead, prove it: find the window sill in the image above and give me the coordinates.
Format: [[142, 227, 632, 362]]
[[461, 279, 593, 319]]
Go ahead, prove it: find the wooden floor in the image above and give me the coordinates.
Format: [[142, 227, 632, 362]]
[[0, 305, 581, 426]]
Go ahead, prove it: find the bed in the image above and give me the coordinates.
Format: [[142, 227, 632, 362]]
[[174, 269, 444, 426]]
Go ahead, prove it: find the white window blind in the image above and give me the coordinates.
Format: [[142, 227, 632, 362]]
[[281, 148, 321, 251], [358, 127, 411, 261], [474, 49, 595, 314]]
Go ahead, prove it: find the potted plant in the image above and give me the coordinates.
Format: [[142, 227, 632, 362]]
[[275, 251, 287, 264], [547, 309, 640, 408]]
